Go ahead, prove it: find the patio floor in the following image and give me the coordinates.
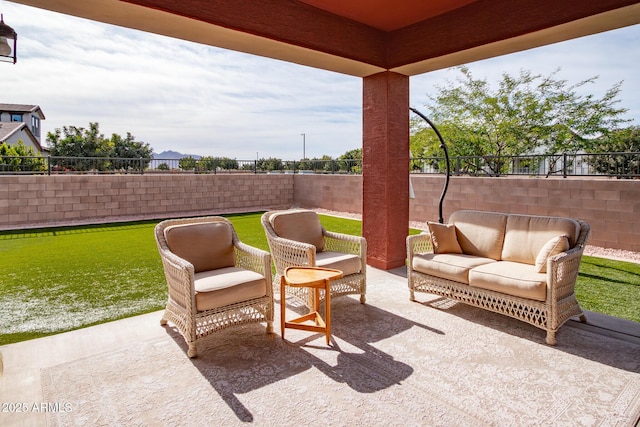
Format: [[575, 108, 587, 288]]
[[1, 266, 639, 426]]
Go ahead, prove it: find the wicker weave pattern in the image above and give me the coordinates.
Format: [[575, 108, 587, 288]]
[[407, 218, 590, 345], [155, 216, 274, 357], [262, 211, 367, 304]]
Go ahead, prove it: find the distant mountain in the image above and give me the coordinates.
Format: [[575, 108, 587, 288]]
[[154, 150, 201, 160]]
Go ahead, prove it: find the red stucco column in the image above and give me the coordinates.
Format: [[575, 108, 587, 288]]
[[362, 71, 409, 270]]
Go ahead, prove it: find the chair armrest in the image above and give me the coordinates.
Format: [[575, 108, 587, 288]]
[[234, 241, 273, 294], [267, 235, 316, 274], [157, 248, 196, 310], [546, 245, 585, 301], [323, 230, 366, 257], [407, 232, 432, 261]]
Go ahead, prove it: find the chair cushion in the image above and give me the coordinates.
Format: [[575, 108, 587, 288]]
[[269, 210, 325, 252], [194, 267, 267, 311], [501, 215, 579, 265], [315, 251, 362, 276], [164, 222, 235, 273], [535, 235, 570, 273], [427, 222, 463, 254], [412, 253, 496, 284], [449, 210, 507, 260], [469, 261, 547, 301]]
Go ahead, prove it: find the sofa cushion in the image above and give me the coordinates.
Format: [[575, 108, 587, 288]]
[[315, 251, 362, 276], [501, 215, 580, 265], [194, 267, 267, 311], [412, 253, 496, 284], [535, 235, 570, 273], [427, 222, 463, 254], [164, 222, 235, 273], [449, 210, 507, 260], [469, 261, 547, 301], [270, 210, 325, 252]]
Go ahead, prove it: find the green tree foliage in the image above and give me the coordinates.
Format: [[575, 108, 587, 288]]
[[588, 126, 640, 177], [337, 148, 362, 173], [46, 122, 153, 172], [0, 140, 46, 172], [179, 156, 239, 172], [413, 66, 629, 175], [198, 156, 216, 172], [257, 157, 283, 171], [216, 157, 239, 170], [178, 156, 198, 171]]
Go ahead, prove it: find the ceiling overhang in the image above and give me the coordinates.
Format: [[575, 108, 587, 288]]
[[7, 0, 640, 77]]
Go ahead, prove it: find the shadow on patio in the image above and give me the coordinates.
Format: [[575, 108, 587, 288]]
[[1, 266, 639, 426]]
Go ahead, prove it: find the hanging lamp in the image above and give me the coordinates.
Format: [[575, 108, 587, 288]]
[[0, 13, 17, 64]]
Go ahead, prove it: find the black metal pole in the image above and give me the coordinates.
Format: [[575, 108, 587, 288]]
[[410, 107, 450, 224]]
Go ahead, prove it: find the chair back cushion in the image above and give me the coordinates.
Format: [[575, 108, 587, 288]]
[[449, 210, 507, 260], [269, 210, 325, 252], [501, 214, 580, 265], [164, 222, 235, 272]]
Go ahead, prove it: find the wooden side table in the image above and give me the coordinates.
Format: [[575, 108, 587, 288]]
[[281, 266, 343, 344]]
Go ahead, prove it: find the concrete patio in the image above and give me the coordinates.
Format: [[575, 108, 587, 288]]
[[1, 266, 639, 426]]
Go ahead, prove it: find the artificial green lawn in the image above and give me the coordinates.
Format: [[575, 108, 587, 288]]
[[0, 212, 638, 346]]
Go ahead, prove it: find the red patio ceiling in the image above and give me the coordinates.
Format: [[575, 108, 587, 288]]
[[8, 0, 640, 77], [298, 0, 478, 31]]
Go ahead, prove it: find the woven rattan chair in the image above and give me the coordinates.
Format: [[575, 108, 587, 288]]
[[155, 216, 274, 357], [261, 209, 366, 304]]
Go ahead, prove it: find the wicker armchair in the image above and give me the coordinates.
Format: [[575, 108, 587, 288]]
[[261, 209, 366, 304], [155, 216, 274, 357]]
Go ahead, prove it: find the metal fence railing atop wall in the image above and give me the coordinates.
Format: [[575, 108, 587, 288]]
[[0, 152, 638, 178], [412, 152, 640, 178]]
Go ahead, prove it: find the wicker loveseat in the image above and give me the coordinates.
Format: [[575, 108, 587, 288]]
[[407, 210, 591, 345]]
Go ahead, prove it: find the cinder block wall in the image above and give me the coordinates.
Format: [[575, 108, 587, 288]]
[[292, 174, 362, 214], [0, 174, 293, 228], [1, 174, 638, 251]]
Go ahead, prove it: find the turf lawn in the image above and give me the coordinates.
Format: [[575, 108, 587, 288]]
[[0, 212, 637, 345]]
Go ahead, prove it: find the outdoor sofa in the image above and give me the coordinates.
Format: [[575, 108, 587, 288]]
[[407, 209, 591, 345]]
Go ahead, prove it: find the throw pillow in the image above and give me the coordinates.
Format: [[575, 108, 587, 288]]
[[535, 235, 570, 273], [427, 221, 463, 254]]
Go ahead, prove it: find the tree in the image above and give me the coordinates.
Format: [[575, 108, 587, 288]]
[[179, 156, 198, 171], [216, 157, 239, 170], [198, 156, 216, 172], [588, 126, 640, 177], [337, 148, 362, 173], [257, 157, 283, 171], [413, 66, 629, 175], [47, 122, 153, 172], [0, 140, 46, 172]]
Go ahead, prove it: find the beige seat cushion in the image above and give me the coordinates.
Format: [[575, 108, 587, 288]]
[[194, 267, 267, 311], [315, 251, 362, 276], [449, 210, 507, 260], [427, 222, 463, 254], [164, 222, 235, 272], [269, 210, 325, 252], [412, 253, 496, 284], [469, 261, 547, 301], [501, 215, 579, 265]]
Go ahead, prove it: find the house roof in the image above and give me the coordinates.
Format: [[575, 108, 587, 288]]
[[13, 0, 640, 77], [0, 121, 45, 152], [0, 103, 46, 119]]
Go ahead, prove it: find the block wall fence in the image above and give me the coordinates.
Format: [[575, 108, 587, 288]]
[[1, 174, 638, 252]]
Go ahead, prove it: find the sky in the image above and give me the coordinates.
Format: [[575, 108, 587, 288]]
[[1, 1, 639, 160]]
